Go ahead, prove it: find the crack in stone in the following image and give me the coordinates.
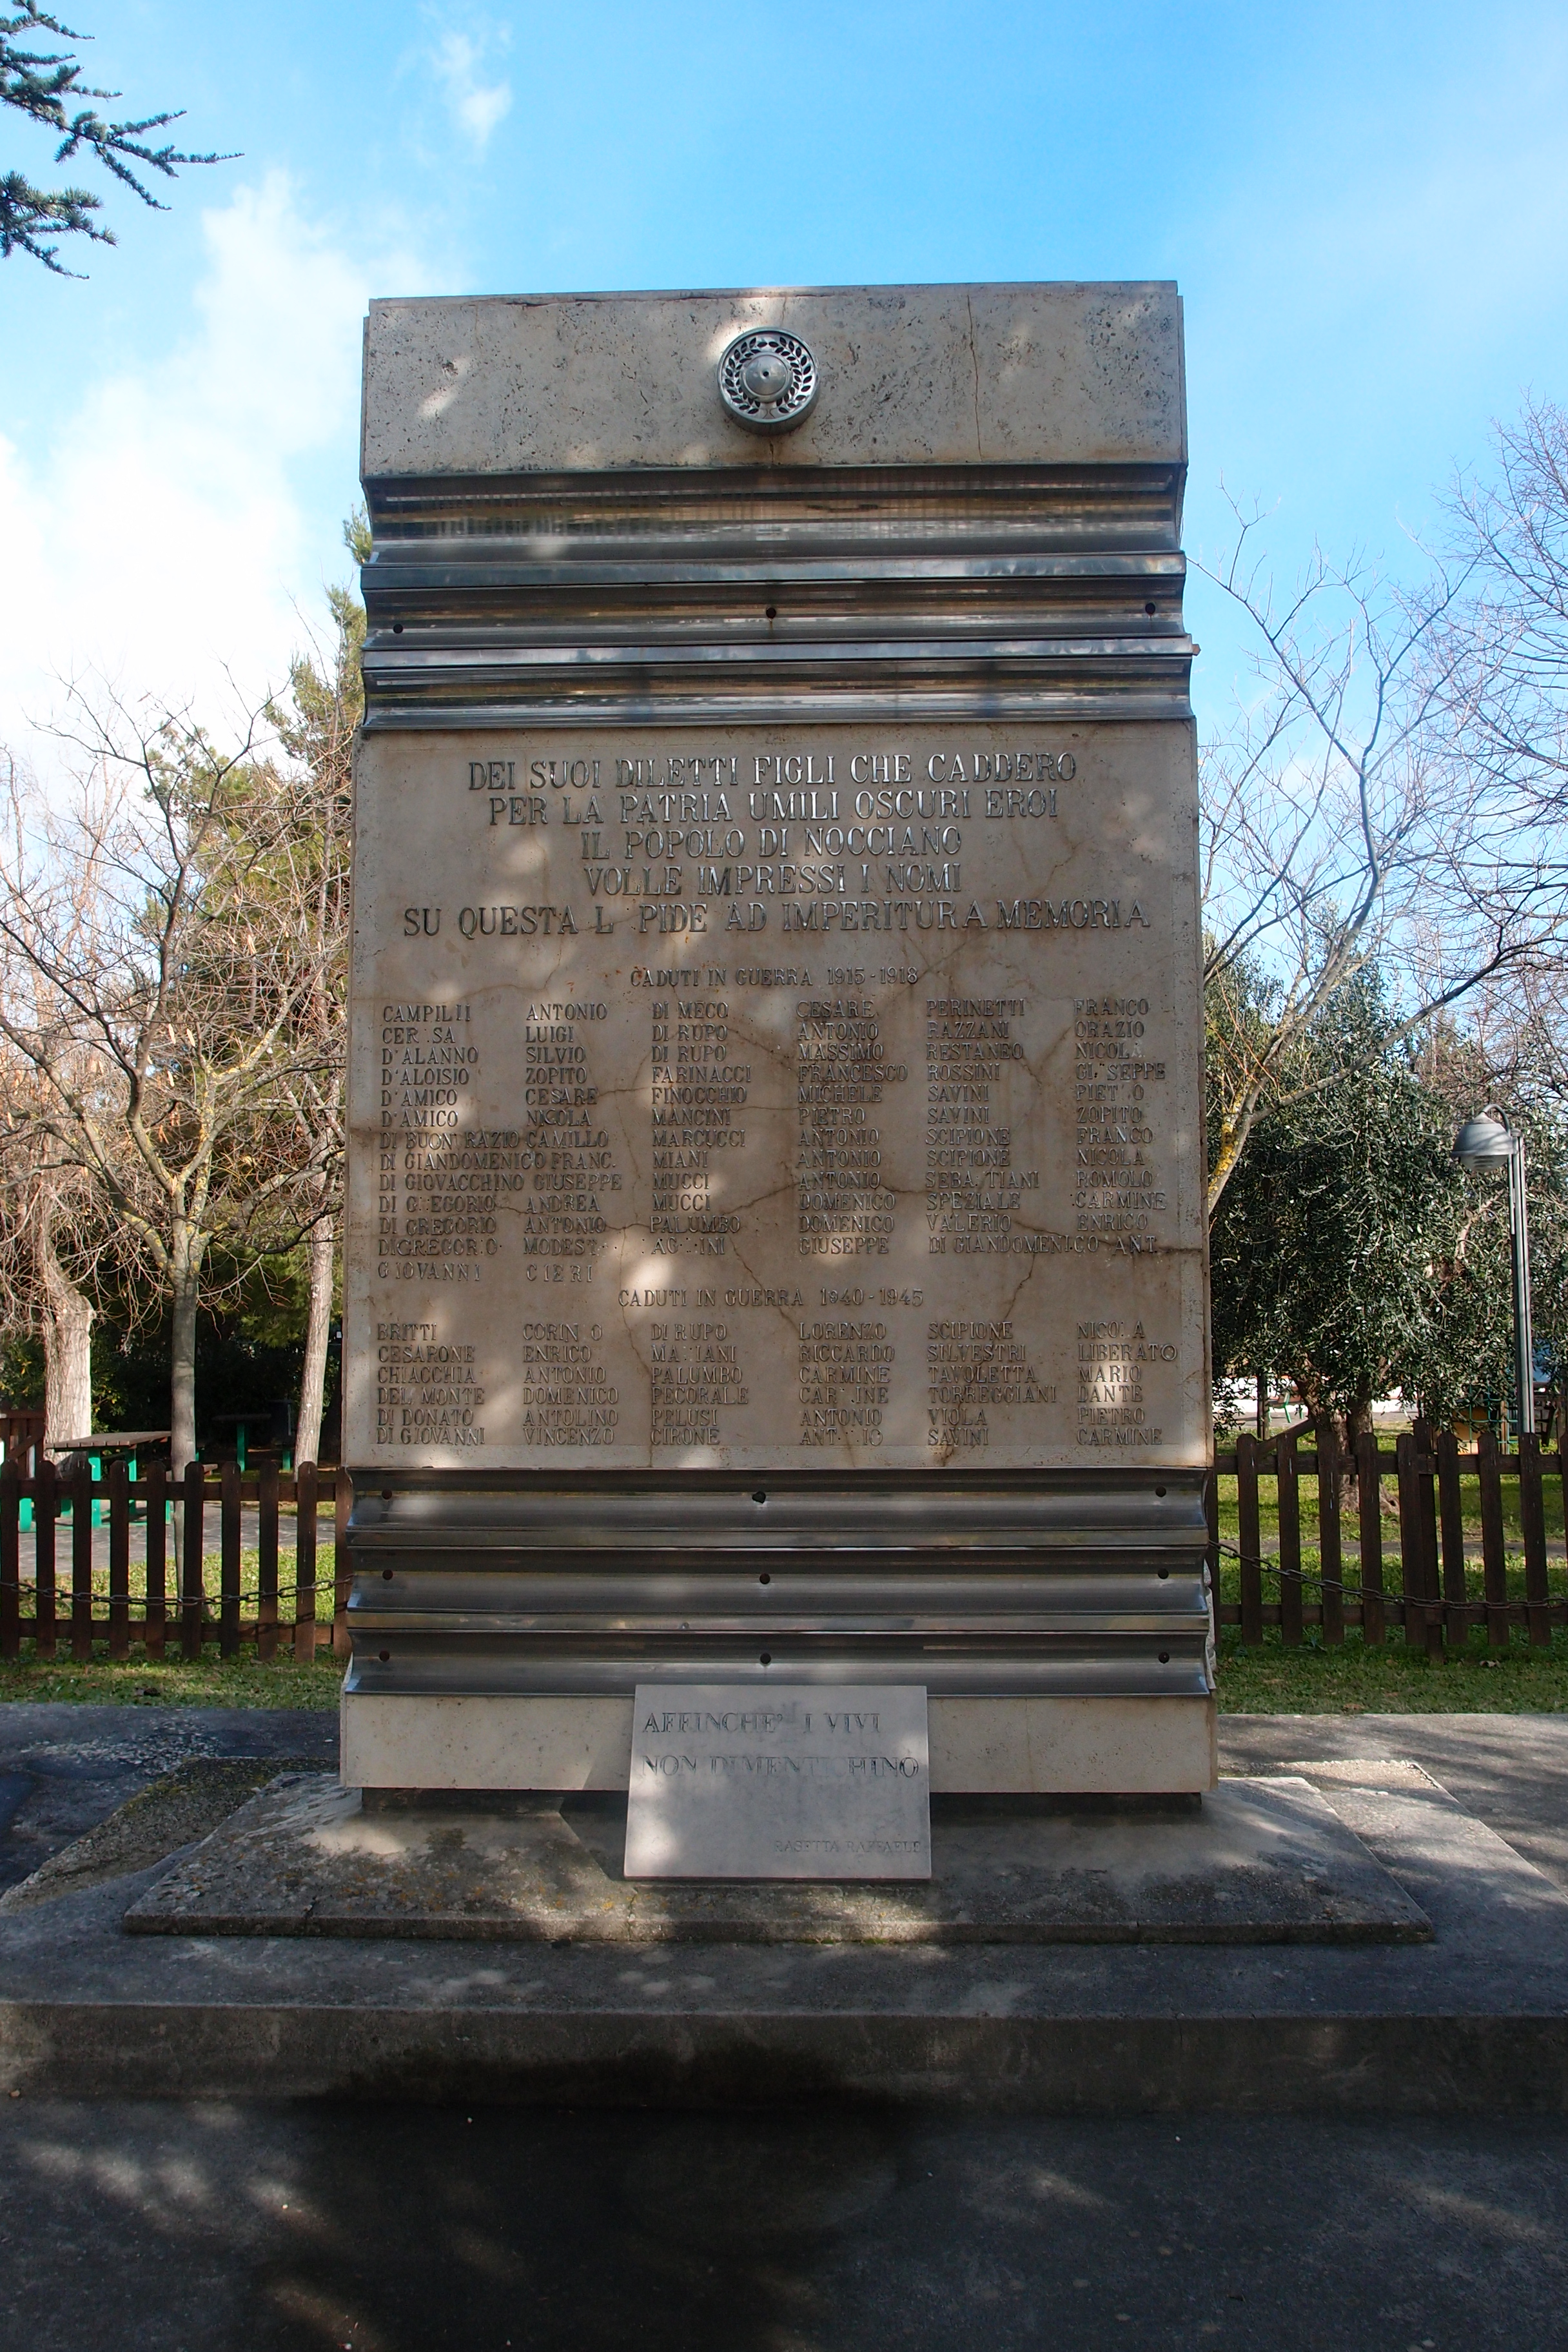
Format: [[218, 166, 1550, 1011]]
[[964, 289, 983, 460]]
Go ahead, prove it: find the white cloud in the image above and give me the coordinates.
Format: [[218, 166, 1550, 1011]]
[[431, 29, 513, 152], [0, 173, 423, 785]]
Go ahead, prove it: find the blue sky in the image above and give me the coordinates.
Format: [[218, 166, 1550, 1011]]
[[3, 0, 1566, 772]]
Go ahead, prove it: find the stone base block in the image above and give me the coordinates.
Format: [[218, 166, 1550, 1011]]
[[122, 1773, 1427, 1945], [7, 1747, 1568, 2110], [339, 1692, 1217, 1796]]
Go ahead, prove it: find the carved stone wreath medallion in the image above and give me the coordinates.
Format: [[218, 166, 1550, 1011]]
[[716, 328, 819, 433]]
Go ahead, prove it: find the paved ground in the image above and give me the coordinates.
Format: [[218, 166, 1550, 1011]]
[[3, 1705, 1565, 1900], [1, 2098, 1563, 2351], [1219, 1713, 1568, 1892], [3, 1705, 1566, 2349], [0, 1707, 337, 1894]]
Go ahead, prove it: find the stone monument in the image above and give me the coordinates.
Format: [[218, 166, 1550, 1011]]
[[341, 282, 1213, 1801]]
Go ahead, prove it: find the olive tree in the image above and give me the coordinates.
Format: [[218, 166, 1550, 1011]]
[[1209, 965, 1568, 1445]]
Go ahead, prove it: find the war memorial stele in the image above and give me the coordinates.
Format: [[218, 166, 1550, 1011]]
[[339, 284, 1216, 1806]]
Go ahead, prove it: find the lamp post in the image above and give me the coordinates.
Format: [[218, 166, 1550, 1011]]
[[1453, 1112, 1536, 1439]]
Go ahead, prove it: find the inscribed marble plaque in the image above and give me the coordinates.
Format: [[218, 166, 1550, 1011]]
[[623, 1683, 931, 1881], [344, 723, 1207, 1469]]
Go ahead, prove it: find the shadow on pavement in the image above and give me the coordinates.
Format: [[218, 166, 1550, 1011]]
[[4, 2099, 1568, 2350]]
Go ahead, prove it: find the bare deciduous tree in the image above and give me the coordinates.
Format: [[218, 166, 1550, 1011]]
[[0, 1103, 99, 1442], [0, 759, 144, 1443], [1442, 398, 1568, 1099], [0, 691, 343, 1471], [1446, 398, 1568, 792], [1199, 504, 1565, 1215], [264, 529, 362, 1464]]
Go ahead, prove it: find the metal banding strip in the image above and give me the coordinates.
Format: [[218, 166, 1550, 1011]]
[[344, 1473, 1213, 1701]]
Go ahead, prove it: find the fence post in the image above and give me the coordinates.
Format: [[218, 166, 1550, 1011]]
[[1237, 1433, 1263, 1646], [219, 1462, 242, 1658], [143, 1462, 167, 1661], [1520, 1433, 1551, 1648], [294, 1460, 317, 1664], [181, 1462, 204, 1662], [1435, 1428, 1469, 1652], [34, 1457, 57, 1661], [333, 1469, 353, 1660], [1204, 1462, 1220, 1641], [1277, 1431, 1303, 1645], [1355, 1431, 1386, 1645], [1476, 1423, 1510, 1647], [71, 1459, 94, 1663], [1411, 1418, 1442, 1659], [0, 1461, 18, 1662], [1396, 1433, 1426, 1651], [257, 1457, 279, 1663], [1315, 1419, 1344, 1645], [107, 1460, 130, 1662]]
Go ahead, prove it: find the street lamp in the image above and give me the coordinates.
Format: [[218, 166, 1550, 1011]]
[[1453, 1111, 1536, 1438]]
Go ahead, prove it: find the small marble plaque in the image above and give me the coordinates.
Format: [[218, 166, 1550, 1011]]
[[624, 1683, 931, 1880]]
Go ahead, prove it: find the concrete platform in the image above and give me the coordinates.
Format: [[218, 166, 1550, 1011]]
[[3, 1716, 1568, 2113], [119, 1774, 1432, 1946]]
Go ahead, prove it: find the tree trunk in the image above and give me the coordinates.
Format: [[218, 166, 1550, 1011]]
[[39, 1239, 93, 1451], [1338, 1389, 1375, 1509], [1344, 1387, 1398, 1516], [169, 1232, 202, 1476], [296, 1191, 336, 1466]]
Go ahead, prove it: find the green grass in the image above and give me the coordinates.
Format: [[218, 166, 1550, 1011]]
[[1219, 1441, 1568, 1708], [0, 1650, 343, 1706], [1217, 1625, 1568, 1712], [1213, 1456, 1567, 1549], [3, 1537, 348, 1701], [14, 1543, 337, 1614]]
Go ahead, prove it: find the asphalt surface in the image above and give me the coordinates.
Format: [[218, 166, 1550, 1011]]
[[1, 2099, 1563, 2351]]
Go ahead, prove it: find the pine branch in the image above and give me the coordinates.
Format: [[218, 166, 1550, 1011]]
[[0, 165, 106, 270], [1, 3, 231, 271]]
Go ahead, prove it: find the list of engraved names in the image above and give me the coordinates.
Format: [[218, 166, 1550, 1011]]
[[346, 727, 1208, 1469]]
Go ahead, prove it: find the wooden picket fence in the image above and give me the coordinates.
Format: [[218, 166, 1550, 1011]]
[[2, 1426, 1565, 1665], [0, 1460, 348, 1665], [1213, 1422, 1568, 1649]]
